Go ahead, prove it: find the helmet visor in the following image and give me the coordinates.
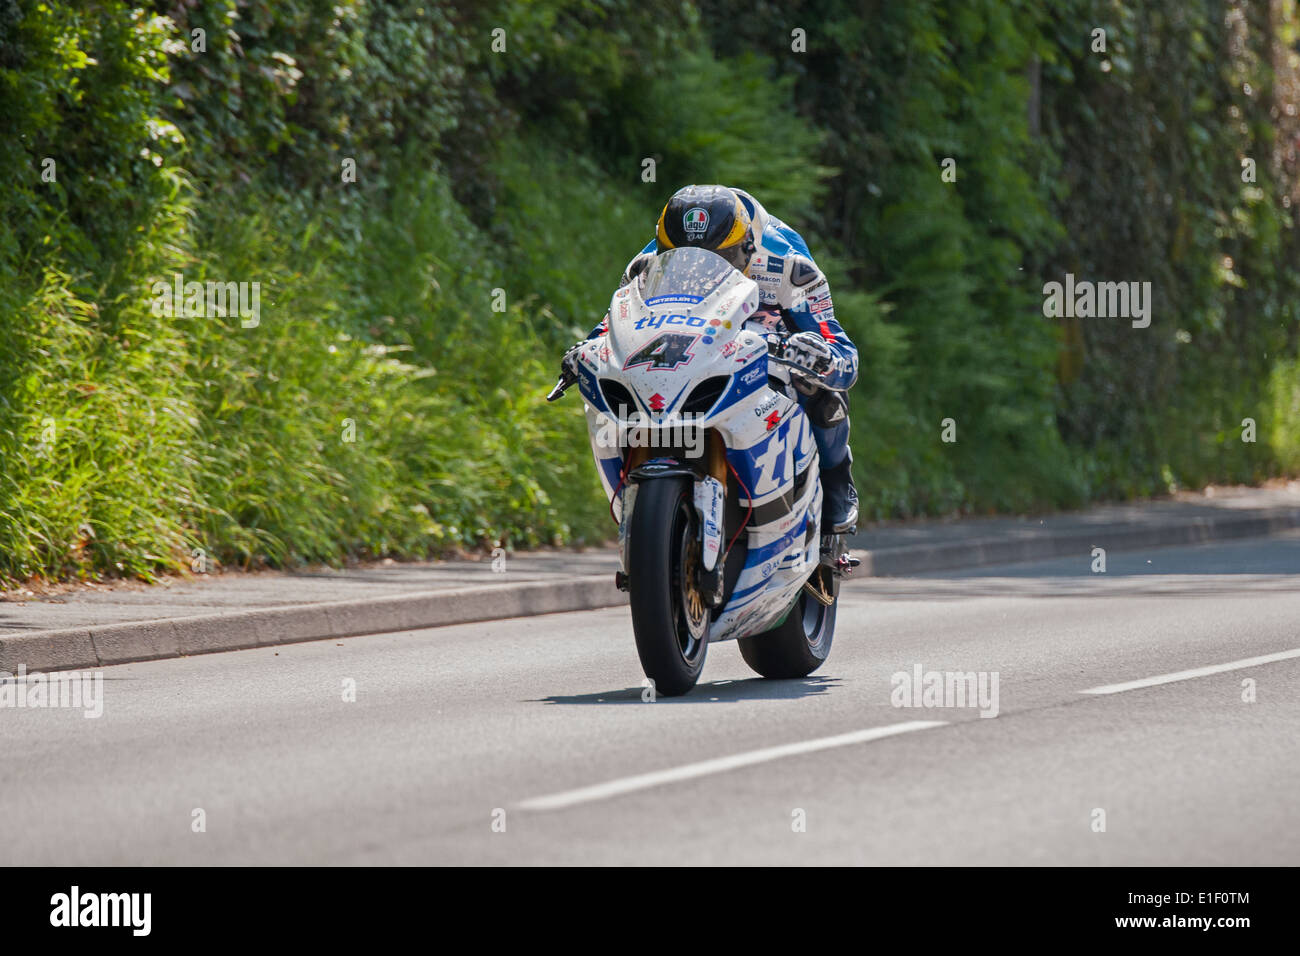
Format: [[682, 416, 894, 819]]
[[717, 234, 753, 272]]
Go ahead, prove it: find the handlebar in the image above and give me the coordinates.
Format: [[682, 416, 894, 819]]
[[548, 332, 844, 405]]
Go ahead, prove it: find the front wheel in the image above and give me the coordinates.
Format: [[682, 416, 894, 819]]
[[626, 477, 709, 697], [738, 570, 837, 679]]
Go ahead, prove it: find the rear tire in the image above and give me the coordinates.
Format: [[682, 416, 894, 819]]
[[738, 571, 837, 679], [627, 477, 709, 696]]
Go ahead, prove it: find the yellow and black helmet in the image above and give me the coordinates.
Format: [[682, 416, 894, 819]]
[[656, 185, 755, 270]]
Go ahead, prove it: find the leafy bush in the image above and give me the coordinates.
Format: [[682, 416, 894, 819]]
[[2, 0, 1299, 586]]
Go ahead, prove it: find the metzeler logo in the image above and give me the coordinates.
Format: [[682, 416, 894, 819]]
[[50, 886, 151, 936]]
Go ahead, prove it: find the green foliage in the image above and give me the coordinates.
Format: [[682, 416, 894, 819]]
[[702, 0, 1299, 511], [487, 134, 662, 341], [1267, 360, 1300, 471], [614, 49, 833, 220], [0, 3, 194, 582], [0, 209, 197, 582], [2, 0, 1299, 586], [161, 165, 611, 568], [163, 0, 472, 193], [0, 2, 183, 260], [1037, 0, 1300, 497]]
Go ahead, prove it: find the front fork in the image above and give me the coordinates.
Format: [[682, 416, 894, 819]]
[[694, 475, 726, 607], [614, 436, 730, 607]]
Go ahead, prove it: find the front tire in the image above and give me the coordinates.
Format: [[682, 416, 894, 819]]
[[738, 570, 837, 679], [627, 477, 709, 697]]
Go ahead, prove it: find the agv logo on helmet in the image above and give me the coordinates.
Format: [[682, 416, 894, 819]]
[[683, 207, 709, 239]]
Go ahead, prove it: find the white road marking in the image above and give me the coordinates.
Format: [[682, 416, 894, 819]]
[[1080, 647, 1300, 696], [517, 720, 948, 812]]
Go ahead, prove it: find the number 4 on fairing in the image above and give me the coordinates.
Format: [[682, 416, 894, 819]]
[[623, 332, 698, 371]]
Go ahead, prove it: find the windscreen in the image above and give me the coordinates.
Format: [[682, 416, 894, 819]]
[[638, 247, 737, 305]]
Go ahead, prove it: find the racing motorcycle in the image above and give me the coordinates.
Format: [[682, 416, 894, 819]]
[[548, 247, 858, 696]]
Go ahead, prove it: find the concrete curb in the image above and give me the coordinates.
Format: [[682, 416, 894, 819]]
[[0, 574, 627, 675], [851, 507, 1300, 576], [3, 504, 1297, 674]]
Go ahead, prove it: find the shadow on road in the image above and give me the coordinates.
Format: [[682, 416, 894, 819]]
[[531, 675, 840, 705]]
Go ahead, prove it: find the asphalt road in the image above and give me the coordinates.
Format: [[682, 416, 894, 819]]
[[3, 532, 1299, 865]]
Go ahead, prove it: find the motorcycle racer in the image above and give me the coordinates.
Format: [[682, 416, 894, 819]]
[[565, 184, 859, 532]]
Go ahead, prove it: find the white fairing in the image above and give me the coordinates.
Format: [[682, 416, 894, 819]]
[[574, 248, 823, 643]]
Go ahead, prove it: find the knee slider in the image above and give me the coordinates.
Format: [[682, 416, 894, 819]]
[[807, 389, 848, 429]]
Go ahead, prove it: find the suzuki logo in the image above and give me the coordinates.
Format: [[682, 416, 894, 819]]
[[649, 393, 666, 412], [765, 410, 781, 430]]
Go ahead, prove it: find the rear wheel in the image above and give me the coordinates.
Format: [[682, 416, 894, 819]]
[[627, 477, 709, 696], [738, 569, 837, 679]]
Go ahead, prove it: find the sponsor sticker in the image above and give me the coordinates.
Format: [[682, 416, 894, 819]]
[[645, 294, 704, 306], [634, 312, 708, 330], [623, 332, 699, 371], [683, 207, 709, 239]]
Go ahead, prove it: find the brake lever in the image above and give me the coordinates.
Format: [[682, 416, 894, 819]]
[[767, 352, 820, 382], [766, 352, 850, 393], [547, 369, 577, 402]]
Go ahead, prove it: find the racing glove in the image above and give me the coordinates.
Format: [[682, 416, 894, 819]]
[[784, 330, 841, 380], [560, 339, 587, 379]]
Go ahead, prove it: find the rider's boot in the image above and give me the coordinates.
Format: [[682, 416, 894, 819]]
[[821, 457, 858, 534]]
